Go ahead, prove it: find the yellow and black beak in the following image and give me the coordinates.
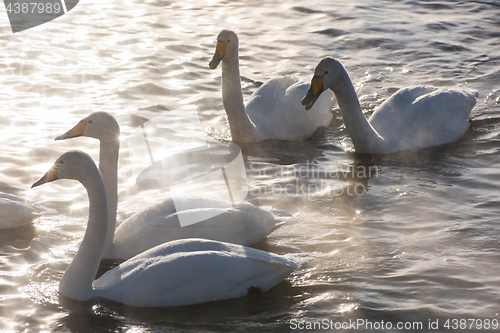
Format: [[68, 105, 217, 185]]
[[301, 75, 325, 110], [32, 162, 61, 188], [55, 120, 89, 141], [209, 40, 229, 69]]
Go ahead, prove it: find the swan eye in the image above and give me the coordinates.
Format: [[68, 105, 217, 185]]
[[324, 71, 328, 75], [88, 120, 93, 124]]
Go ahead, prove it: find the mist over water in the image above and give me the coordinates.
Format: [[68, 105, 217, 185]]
[[0, 0, 499, 331]]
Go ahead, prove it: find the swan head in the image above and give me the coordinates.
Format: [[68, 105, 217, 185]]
[[209, 29, 239, 69], [302, 57, 344, 110], [55, 112, 120, 143], [32, 151, 99, 188]]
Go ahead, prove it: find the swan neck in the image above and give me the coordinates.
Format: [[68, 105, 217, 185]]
[[99, 138, 119, 255], [60, 169, 108, 300], [332, 67, 385, 153], [221, 52, 261, 142]]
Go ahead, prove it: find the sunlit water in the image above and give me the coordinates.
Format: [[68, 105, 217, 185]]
[[0, 0, 499, 332]]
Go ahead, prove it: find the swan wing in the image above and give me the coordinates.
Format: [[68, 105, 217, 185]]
[[246, 78, 334, 140], [369, 86, 477, 151], [0, 193, 56, 229], [260, 82, 334, 140], [369, 86, 437, 131], [245, 76, 298, 122], [111, 197, 288, 260], [94, 239, 311, 307]]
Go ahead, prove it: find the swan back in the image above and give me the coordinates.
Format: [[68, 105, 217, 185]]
[[369, 86, 478, 151], [110, 198, 287, 259], [246, 76, 299, 121], [247, 78, 334, 140], [94, 238, 311, 307], [0, 193, 56, 229]]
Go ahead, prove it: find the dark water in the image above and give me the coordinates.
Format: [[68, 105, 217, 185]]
[[0, 0, 499, 332]]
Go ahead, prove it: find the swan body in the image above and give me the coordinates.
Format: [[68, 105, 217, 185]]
[[56, 112, 287, 260], [302, 57, 478, 154], [110, 197, 284, 260], [0, 192, 56, 229], [209, 29, 335, 142], [95, 238, 310, 307], [32, 151, 311, 307]]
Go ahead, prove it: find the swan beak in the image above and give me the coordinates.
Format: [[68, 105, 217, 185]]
[[32, 162, 61, 188], [209, 40, 228, 69], [302, 75, 325, 110], [55, 120, 89, 141]]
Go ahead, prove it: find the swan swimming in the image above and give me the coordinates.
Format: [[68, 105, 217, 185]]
[[209, 29, 335, 142], [55, 112, 288, 260], [0, 192, 56, 229], [31, 150, 311, 307], [302, 57, 478, 154]]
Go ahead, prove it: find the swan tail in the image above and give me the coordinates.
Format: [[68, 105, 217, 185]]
[[269, 207, 293, 218], [282, 252, 314, 269], [0, 194, 57, 228]]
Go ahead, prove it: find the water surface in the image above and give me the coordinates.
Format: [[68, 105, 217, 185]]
[[0, 0, 499, 332]]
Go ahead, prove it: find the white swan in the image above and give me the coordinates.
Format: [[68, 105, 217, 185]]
[[209, 29, 335, 142], [31, 150, 311, 307], [55, 112, 288, 260], [0, 192, 56, 229], [302, 57, 478, 154]]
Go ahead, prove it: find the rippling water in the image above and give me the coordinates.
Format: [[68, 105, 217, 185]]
[[1, 0, 499, 332]]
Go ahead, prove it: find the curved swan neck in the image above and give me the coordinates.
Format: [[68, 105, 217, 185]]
[[98, 137, 119, 255], [60, 168, 108, 300], [331, 66, 385, 153], [221, 50, 262, 142]]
